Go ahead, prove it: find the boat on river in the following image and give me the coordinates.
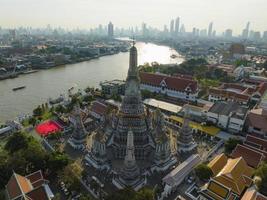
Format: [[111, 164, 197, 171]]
[[12, 86, 26, 91]]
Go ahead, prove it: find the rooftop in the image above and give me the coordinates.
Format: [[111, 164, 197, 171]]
[[231, 144, 265, 168], [208, 101, 248, 119], [140, 72, 198, 93], [208, 154, 253, 195], [144, 98, 182, 114], [169, 115, 220, 136]]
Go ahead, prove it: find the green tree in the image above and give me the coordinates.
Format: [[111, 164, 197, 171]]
[[105, 187, 136, 200], [79, 194, 92, 200], [0, 150, 12, 189], [5, 132, 29, 154], [136, 187, 154, 200], [60, 161, 83, 192], [255, 164, 267, 196], [55, 104, 65, 113], [224, 138, 242, 155], [47, 152, 69, 174], [141, 90, 153, 99], [33, 105, 43, 116], [28, 117, 37, 126], [83, 95, 94, 103], [195, 164, 213, 181], [0, 190, 6, 200]]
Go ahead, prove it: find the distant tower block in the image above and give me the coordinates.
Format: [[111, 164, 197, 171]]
[[108, 22, 114, 38], [112, 130, 146, 190], [68, 103, 87, 150], [177, 105, 197, 153]]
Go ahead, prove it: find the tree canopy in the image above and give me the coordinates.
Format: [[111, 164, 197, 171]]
[[105, 187, 154, 200], [255, 164, 267, 196], [0, 131, 69, 189], [224, 138, 242, 155], [195, 164, 213, 181]]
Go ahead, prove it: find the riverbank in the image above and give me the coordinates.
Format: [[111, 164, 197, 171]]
[[0, 41, 184, 122], [0, 50, 127, 82]]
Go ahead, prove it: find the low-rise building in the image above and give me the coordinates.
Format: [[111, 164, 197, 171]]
[[143, 98, 182, 115], [168, 115, 220, 137], [199, 154, 253, 200], [207, 101, 248, 133], [100, 79, 125, 96], [89, 101, 108, 121], [208, 82, 267, 105], [5, 170, 54, 200], [0, 126, 13, 137], [140, 72, 198, 101], [241, 187, 267, 200], [246, 108, 267, 138], [231, 144, 265, 168], [161, 154, 201, 198]]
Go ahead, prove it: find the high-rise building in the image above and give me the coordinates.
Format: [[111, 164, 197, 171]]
[[175, 17, 180, 35], [192, 27, 199, 37], [170, 19, 174, 35], [180, 24, 185, 34], [253, 31, 261, 41], [163, 24, 168, 34], [200, 29, 207, 37], [208, 22, 213, 37], [225, 29, 233, 38], [108, 22, 114, 38], [9, 29, 16, 40], [242, 22, 250, 39], [142, 23, 147, 36], [263, 31, 267, 41]]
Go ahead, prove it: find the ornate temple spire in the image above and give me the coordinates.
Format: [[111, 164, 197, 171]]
[[120, 41, 144, 114], [68, 103, 87, 149], [177, 104, 197, 153], [127, 42, 139, 82], [124, 129, 137, 168]]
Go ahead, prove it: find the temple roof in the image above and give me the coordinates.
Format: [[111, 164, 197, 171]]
[[6, 170, 50, 200], [207, 154, 253, 196]]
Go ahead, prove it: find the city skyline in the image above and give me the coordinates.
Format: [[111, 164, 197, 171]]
[[1, 0, 267, 34]]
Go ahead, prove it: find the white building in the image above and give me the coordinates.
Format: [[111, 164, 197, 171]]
[[140, 72, 198, 101], [207, 102, 248, 133], [160, 154, 201, 199]]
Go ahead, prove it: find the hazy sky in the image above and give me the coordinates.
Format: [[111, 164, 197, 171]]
[[0, 0, 266, 35]]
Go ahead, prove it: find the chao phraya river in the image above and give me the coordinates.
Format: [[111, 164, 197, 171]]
[[0, 42, 184, 122]]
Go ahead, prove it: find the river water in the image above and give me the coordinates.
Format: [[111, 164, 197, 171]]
[[0, 42, 184, 122]]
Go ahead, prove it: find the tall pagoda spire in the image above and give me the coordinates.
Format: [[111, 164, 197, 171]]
[[177, 104, 197, 153], [127, 42, 139, 82], [124, 129, 137, 168], [68, 103, 87, 149]]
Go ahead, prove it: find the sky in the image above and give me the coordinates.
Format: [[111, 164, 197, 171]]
[[0, 0, 266, 35]]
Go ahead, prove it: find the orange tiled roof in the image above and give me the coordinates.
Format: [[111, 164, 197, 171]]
[[208, 153, 228, 175], [140, 72, 198, 93], [26, 186, 50, 200], [90, 101, 107, 116], [242, 187, 267, 200], [6, 173, 32, 199], [207, 155, 253, 198], [231, 144, 265, 168], [247, 109, 267, 133], [6, 171, 50, 200], [246, 134, 267, 151], [209, 87, 250, 102]]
